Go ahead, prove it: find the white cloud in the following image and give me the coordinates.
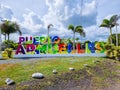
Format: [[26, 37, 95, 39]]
[[1, 0, 120, 42], [84, 25, 109, 42], [0, 4, 13, 20], [82, 0, 96, 16], [21, 10, 43, 34], [42, 0, 98, 41], [0, 0, 98, 42]]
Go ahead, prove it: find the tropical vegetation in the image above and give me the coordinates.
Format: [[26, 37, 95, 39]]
[[108, 34, 120, 46], [68, 24, 85, 51], [99, 15, 120, 45], [2, 48, 13, 58], [0, 20, 22, 40], [1, 40, 18, 50], [105, 43, 120, 61], [110, 15, 120, 46]]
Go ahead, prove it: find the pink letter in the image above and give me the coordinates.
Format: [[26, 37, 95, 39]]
[[15, 44, 25, 54], [26, 44, 35, 52]]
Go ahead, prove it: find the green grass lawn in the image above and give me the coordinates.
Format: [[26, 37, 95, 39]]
[[0, 57, 108, 86]]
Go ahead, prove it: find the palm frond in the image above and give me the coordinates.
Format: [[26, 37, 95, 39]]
[[99, 24, 109, 28], [110, 15, 118, 23], [75, 25, 83, 33], [0, 20, 22, 36], [68, 24, 74, 31], [99, 19, 110, 28]]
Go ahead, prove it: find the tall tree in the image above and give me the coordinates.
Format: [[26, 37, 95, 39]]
[[99, 15, 117, 44], [110, 15, 120, 46], [1, 20, 22, 40], [68, 24, 85, 52]]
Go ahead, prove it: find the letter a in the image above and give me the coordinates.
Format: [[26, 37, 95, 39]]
[[15, 44, 25, 54]]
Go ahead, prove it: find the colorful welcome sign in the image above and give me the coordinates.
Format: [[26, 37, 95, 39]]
[[15, 36, 105, 54]]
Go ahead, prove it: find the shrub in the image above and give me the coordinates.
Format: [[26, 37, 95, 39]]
[[104, 44, 115, 58], [105, 44, 120, 61], [2, 48, 13, 58], [1, 40, 18, 50], [114, 46, 120, 61]]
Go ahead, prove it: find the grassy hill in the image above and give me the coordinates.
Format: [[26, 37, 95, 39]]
[[0, 57, 120, 90]]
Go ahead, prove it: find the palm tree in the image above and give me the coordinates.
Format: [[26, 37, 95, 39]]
[[1, 20, 22, 40], [68, 24, 85, 52], [110, 15, 120, 46], [99, 15, 117, 44], [47, 24, 53, 53], [0, 20, 7, 40]]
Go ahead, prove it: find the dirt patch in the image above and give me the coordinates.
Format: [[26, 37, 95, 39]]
[[0, 60, 120, 90]]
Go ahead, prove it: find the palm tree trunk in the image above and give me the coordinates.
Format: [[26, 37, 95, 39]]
[[73, 31, 75, 53], [0, 29, 1, 54], [47, 29, 49, 54], [116, 25, 118, 46], [110, 28, 112, 44], [5, 34, 6, 40], [8, 33, 10, 41]]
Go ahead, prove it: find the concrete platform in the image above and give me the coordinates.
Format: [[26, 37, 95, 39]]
[[13, 53, 106, 58]]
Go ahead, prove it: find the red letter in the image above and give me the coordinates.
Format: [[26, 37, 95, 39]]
[[59, 44, 66, 53]]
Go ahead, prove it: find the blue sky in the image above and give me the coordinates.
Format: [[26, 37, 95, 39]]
[[0, 0, 120, 42]]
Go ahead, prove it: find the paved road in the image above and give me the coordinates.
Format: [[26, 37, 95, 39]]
[[0, 57, 54, 64], [0, 53, 106, 64]]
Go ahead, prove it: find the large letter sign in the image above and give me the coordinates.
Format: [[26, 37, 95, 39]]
[[15, 36, 106, 54]]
